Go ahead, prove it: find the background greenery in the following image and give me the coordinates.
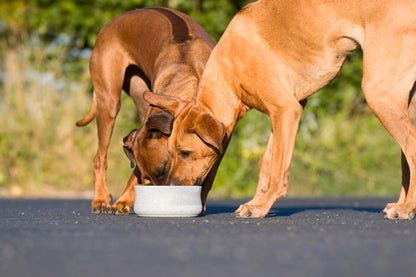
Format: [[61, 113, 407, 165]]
[[0, 0, 401, 199]]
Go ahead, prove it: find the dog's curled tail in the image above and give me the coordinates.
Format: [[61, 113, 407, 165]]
[[76, 92, 97, 127]]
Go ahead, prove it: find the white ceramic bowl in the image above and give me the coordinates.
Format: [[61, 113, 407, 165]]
[[134, 186, 202, 217]]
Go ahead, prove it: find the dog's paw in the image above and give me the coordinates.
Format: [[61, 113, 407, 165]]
[[383, 203, 416, 220], [234, 204, 268, 218], [382, 202, 398, 214], [91, 195, 112, 214], [111, 200, 133, 216]]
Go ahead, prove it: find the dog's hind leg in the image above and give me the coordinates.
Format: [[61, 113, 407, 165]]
[[361, 33, 416, 219]]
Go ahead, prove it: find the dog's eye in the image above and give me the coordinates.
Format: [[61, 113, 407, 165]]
[[180, 150, 191, 159]]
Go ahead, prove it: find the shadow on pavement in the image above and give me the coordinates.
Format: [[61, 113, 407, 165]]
[[267, 206, 383, 217], [204, 198, 388, 217], [204, 203, 238, 215]]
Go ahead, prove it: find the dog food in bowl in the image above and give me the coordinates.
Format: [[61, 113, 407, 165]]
[[134, 186, 202, 217]]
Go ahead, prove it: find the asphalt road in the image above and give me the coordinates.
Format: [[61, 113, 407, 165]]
[[1, 197, 415, 277]]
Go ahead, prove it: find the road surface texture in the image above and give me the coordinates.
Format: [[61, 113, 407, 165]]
[[1, 197, 415, 277]]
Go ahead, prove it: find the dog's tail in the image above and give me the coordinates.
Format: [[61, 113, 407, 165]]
[[76, 91, 97, 126]]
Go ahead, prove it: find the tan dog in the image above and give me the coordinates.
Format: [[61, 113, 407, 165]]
[[143, 0, 416, 219], [76, 8, 214, 214]]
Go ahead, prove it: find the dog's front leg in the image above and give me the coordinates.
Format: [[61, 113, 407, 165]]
[[235, 132, 273, 215], [111, 170, 140, 215], [236, 102, 303, 218]]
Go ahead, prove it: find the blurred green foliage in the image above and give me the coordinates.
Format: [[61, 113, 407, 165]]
[[0, 0, 401, 198]]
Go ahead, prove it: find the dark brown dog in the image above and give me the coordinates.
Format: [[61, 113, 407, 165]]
[[143, 0, 416, 219], [76, 8, 214, 214]]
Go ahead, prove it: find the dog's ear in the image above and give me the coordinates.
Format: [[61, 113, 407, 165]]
[[187, 109, 226, 155], [143, 91, 189, 116], [123, 129, 139, 169], [145, 110, 174, 136], [123, 129, 144, 184], [132, 166, 143, 185]]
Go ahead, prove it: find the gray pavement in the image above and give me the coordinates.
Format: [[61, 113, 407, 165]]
[[1, 197, 415, 277]]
